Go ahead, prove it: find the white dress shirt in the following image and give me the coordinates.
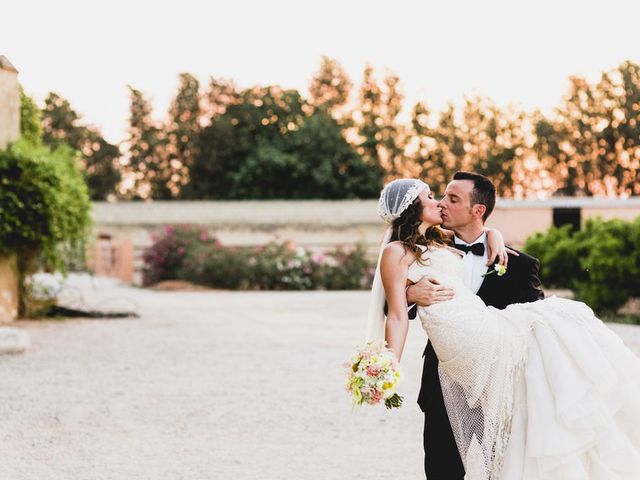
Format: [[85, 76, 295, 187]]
[[454, 232, 489, 294]]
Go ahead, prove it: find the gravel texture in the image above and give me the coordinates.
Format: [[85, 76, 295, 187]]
[[0, 275, 638, 480]]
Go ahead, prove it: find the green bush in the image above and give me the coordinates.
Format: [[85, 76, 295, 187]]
[[523, 224, 581, 288], [524, 217, 640, 313], [247, 242, 314, 290], [179, 244, 253, 289], [0, 138, 91, 316], [142, 226, 375, 290], [0, 139, 91, 268], [313, 244, 375, 290]]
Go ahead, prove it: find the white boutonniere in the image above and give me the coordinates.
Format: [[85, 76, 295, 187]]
[[482, 264, 507, 277]]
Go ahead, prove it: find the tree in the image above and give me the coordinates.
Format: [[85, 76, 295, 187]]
[[184, 115, 246, 199], [187, 86, 307, 199], [539, 76, 601, 196], [355, 65, 386, 181], [123, 87, 170, 199], [534, 61, 640, 196], [418, 102, 466, 195], [308, 56, 353, 123], [407, 101, 449, 195], [593, 61, 640, 195], [378, 72, 406, 177], [40, 92, 121, 200], [285, 111, 381, 198], [414, 97, 526, 196], [204, 77, 240, 120], [230, 142, 300, 198], [167, 73, 201, 196], [187, 84, 380, 199], [459, 96, 527, 197], [81, 131, 121, 202], [354, 66, 409, 178], [230, 111, 380, 199], [19, 87, 42, 144]]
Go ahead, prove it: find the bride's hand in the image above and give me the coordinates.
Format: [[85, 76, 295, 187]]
[[485, 228, 518, 266]]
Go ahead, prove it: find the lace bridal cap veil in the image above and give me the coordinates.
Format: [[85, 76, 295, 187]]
[[365, 179, 427, 341]]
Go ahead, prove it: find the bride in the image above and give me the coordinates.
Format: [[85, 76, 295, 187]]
[[369, 178, 640, 480]]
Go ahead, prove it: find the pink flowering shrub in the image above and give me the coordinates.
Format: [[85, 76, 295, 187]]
[[142, 225, 374, 290], [142, 225, 218, 286], [248, 242, 315, 289]]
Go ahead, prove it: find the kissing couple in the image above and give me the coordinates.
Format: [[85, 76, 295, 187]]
[[367, 171, 640, 479]]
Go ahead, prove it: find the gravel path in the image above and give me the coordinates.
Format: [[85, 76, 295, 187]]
[[0, 275, 638, 480]]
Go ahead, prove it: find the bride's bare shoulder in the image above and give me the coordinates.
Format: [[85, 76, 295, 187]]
[[382, 241, 414, 264], [383, 241, 408, 255]]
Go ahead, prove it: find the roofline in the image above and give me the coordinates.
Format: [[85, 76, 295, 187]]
[[0, 56, 18, 73]]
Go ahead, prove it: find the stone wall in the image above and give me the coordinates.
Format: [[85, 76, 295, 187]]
[[0, 57, 20, 321], [0, 56, 20, 149]]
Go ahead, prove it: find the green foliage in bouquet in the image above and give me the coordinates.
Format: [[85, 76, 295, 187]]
[[384, 394, 403, 409]]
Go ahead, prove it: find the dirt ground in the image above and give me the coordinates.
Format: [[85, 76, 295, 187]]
[[0, 275, 638, 480]]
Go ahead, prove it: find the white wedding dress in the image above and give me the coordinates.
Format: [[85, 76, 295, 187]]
[[408, 246, 640, 480]]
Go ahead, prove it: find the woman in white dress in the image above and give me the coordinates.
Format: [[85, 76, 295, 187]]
[[369, 178, 640, 480]]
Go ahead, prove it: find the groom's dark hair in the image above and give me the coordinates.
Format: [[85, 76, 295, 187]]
[[453, 171, 496, 222]]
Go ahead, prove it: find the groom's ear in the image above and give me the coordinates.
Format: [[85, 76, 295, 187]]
[[471, 203, 487, 220]]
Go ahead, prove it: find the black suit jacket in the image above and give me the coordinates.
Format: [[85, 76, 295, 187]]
[[417, 248, 544, 408]]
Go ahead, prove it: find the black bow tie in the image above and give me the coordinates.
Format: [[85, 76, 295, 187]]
[[454, 242, 485, 256]]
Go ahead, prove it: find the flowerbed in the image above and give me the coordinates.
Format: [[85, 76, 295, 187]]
[[143, 225, 374, 290]]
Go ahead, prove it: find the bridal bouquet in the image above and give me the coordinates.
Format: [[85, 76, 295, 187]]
[[344, 340, 403, 409]]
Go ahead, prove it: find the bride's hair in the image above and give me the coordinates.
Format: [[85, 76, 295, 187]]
[[390, 196, 448, 263]]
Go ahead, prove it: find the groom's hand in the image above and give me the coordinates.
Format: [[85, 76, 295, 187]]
[[406, 276, 455, 307]]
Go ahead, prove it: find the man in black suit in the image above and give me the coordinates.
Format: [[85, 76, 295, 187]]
[[406, 171, 544, 479]]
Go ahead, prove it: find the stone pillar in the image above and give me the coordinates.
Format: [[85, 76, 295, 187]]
[[0, 255, 18, 323], [0, 57, 28, 353], [0, 254, 28, 354], [0, 56, 20, 324], [0, 55, 20, 323], [0, 55, 20, 150]]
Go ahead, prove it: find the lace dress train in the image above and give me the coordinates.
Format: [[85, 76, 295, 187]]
[[409, 247, 640, 480]]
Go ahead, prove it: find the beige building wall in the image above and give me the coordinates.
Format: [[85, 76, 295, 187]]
[[485, 207, 552, 248], [0, 56, 20, 150], [582, 208, 640, 222], [90, 199, 640, 285]]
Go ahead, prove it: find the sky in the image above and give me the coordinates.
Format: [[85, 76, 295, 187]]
[[3, 0, 639, 144]]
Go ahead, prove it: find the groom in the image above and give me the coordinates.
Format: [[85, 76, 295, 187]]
[[407, 171, 544, 479]]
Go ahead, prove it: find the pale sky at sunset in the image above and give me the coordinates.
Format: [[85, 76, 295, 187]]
[[3, 0, 639, 144]]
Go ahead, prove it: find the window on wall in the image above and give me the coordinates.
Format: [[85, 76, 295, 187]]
[[553, 208, 581, 231]]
